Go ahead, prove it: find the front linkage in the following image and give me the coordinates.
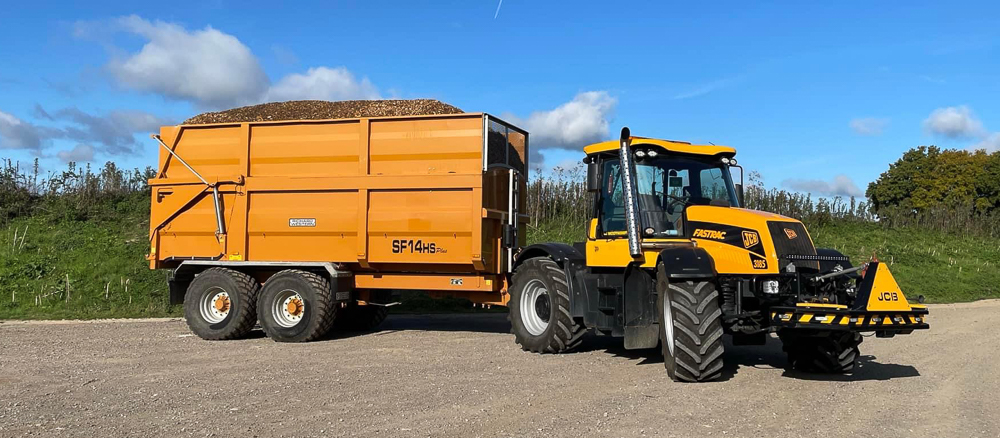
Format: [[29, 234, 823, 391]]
[[768, 258, 929, 372]]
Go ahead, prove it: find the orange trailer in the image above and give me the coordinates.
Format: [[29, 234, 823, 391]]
[[149, 113, 527, 341]]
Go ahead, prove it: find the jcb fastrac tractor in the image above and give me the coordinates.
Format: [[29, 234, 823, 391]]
[[509, 127, 929, 382]]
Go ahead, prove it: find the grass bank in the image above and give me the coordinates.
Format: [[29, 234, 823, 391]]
[[2, 200, 998, 320]]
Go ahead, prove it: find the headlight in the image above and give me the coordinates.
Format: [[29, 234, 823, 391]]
[[762, 280, 780, 294], [635, 150, 646, 158], [647, 150, 658, 157]]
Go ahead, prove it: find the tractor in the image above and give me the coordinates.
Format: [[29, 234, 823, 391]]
[[509, 127, 928, 382]]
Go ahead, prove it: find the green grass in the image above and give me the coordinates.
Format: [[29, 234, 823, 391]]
[[2, 205, 998, 320], [0, 206, 172, 320], [808, 222, 1000, 303]]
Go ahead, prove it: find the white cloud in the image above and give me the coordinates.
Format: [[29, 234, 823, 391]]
[[0, 110, 55, 152], [516, 91, 616, 149], [923, 105, 986, 138], [503, 91, 616, 168], [39, 105, 171, 155], [2, 106, 169, 157], [972, 133, 1000, 153], [849, 117, 888, 136], [107, 16, 269, 109], [782, 175, 865, 198], [57, 144, 95, 163], [267, 67, 379, 102], [89, 16, 381, 109]]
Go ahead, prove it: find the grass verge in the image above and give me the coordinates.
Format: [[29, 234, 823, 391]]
[[2, 208, 997, 320]]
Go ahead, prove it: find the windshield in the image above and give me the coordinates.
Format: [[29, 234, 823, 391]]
[[599, 155, 738, 237]]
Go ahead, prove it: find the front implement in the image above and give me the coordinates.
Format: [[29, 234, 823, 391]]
[[772, 260, 930, 337]]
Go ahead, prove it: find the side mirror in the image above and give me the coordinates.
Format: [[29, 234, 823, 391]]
[[586, 159, 601, 192], [735, 183, 745, 207]]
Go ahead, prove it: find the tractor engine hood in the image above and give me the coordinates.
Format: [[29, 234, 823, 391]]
[[684, 206, 818, 274]]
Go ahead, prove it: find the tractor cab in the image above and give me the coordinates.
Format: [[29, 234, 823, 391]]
[[584, 138, 742, 240]]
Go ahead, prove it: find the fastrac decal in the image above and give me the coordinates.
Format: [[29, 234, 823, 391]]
[[693, 229, 727, 240]]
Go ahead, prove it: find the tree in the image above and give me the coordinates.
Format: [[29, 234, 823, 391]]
[[867, 146, 997, 213]]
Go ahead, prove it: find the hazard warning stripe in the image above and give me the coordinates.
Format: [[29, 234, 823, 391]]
[[772, 312, 924, 327]]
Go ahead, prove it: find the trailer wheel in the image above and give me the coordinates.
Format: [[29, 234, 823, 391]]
[[509, 258, 585, 353], [333, 303, 389, 331], [780, 330, 862, 373], [183, 267, 260, 340], [257, 270, 338, 343], [657, 264, 725, 382]]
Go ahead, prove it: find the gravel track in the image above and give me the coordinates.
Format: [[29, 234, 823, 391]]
[[2, 300, 998, 438]]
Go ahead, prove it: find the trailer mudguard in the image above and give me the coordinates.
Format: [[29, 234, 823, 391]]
[[656, 246, 717, 280]]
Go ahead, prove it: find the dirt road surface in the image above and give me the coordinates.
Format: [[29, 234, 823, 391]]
[[2, 300, 998, 438]]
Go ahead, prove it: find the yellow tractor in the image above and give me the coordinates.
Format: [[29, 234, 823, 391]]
[[509, 127, 928, 382]]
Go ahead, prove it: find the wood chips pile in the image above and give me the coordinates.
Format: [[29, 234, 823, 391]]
[[182, 99, 464, 125]]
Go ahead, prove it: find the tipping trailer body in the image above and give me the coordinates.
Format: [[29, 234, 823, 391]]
[[148, 113, 527, 305]]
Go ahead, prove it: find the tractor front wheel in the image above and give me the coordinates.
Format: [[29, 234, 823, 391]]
[[657, 264, 725, 382], [780, 330, 862, 373]]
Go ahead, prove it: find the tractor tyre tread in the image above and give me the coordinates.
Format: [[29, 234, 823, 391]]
[[658, 267, 725, 383], [509, 258, 585, 354]]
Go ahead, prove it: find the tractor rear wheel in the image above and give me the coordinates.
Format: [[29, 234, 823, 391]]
[[780, 330, 862, 373], [334, 303, 389, 331], [657, 264, 725, 382], [509, 258, 586, 353], [258, 270, 338, 343], [183, 267, 260, 340]]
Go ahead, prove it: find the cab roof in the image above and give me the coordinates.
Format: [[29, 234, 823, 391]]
[[583, 136, 736, 157]]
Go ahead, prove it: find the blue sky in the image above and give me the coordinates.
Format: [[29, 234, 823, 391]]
[[1, 1, 999, 197]]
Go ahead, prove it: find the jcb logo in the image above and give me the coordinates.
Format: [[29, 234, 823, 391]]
[[693, 229, 726, 240], [877, 291, 899, 302], [742, 231, 759, 248]]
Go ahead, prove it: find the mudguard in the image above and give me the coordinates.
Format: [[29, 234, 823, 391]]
[[656, 246, 717, 279], [514, 243, 585, 268]]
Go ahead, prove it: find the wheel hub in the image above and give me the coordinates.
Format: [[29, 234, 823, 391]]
[[285, 298, 304, 317], [200, 288, 231, 324], [519, 279, 551, 336], [214, 295, 231, 312], [273, 290, 306, 328], [534, 294, 551, 322]]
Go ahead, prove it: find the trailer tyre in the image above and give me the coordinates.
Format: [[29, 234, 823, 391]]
[[183, 267, 260, 340], [333, 303, 389, 331], [509, 258, 585, 353], [258, 270, 338, 343], [657, 264, 725, 382]]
